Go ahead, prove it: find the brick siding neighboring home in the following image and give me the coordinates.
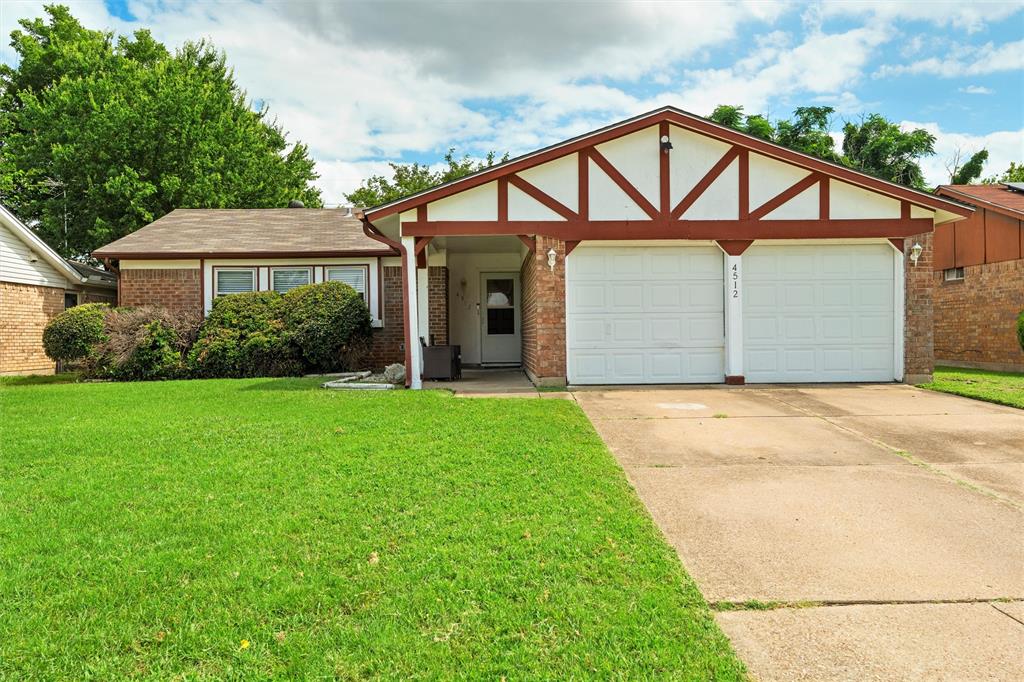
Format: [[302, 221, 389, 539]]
[[0, 203, 117, 375], [933, 183, 1024, 371], [92, 207, 415, 369], [356, 106, 975, 388]]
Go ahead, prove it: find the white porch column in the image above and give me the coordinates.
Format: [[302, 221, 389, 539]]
[[724, 254, 743, 382], [402, 235, 423, 389], [417, 267, 429, 345]]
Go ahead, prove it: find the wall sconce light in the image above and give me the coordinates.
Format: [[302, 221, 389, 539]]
[[547, 248, 557, 271], [910, 242, 923, 266], [660, 135, 673, 153]]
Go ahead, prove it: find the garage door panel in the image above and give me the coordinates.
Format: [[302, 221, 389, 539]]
[[649, 283, 684, 309], [567, 245, 725, 384], [744, 244, 896, 383], [784, 285, 815, 307]]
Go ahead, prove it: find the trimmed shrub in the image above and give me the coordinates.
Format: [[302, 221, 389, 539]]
[[42, 303, 109, 362], [99, 306, 201, 380], [1018, 310, 1024, 352], [281, 281, 372, 371], [187, 292, 301, 378]]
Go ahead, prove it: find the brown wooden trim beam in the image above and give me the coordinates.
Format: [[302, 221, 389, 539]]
[[750, 173, 822, 221], [671, 147, 740, 219], [507, 174, 578, 220], [517, 235, 536, 252], [565, 240, 581, 256], [588, 146, 660, 220], [401, 217, 934, 240], [716, 240, 753, 256]]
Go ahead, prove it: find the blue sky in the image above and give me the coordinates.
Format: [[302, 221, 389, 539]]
[[1, 1, 1022, 203]]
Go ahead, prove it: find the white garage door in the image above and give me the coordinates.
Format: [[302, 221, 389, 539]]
[[566, 245, 724, 384], [743, 243, 897, 383]]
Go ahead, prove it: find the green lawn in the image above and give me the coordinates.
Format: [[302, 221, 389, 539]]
[[920, 366, 1024, 409], [0, 378, 743, 679]]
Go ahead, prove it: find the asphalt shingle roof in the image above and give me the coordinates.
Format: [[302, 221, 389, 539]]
[[93, 209, 394, 258], [937, 185, 1024, 219]]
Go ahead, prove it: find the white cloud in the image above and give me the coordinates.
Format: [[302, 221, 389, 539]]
[[814, 1, 1023, 34], [959, 85, 994, 95], [1, 1, 1020, 203], [875, 40, 1024, 78], [666, 25, 890, 116], [902, 121, 1024, 186]]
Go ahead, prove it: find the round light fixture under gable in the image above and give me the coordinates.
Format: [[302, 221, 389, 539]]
[[660, 135, 673, 152]]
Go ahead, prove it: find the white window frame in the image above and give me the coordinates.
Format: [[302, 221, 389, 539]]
[[325, 265, 370, 304], [943, 266, 965, 282], [214, 267, 257, 297], [270, 266, 312, 294]]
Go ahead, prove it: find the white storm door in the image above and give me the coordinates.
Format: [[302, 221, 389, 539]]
[[566, 245, 725, 384], [480, 272, 521, 365], [743, 243, 896, 383]]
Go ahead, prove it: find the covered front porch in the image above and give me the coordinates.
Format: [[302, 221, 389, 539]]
[[410, 234, 566, 389]]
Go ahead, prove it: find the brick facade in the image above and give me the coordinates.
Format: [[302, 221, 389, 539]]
[[934, 258, 1024, 371], [427, 266, 449, 345], [904, 233, 935, 383], [366, 265, 405, 369], [119, 268, 202, 314], [520, 236, 567, 385], [0, 281, 64, 375]]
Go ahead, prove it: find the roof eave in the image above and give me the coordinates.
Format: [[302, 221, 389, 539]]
[[0, 203, 86, 283], [935, 186, 1024, 221]]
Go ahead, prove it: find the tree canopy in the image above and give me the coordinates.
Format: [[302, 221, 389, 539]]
[[0, 5, 322, 257], [948, 150, 989, 184], [345, 149, 508, 208], [708, 105, 939, 189]]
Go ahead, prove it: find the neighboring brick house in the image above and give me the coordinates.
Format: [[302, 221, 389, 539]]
[[933, 183, 1024, 371], [92, 208, 418, 369], [1, 203, 116, 375]]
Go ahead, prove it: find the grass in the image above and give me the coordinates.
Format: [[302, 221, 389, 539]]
[[0, 371, 80, 387], [0, 378, 744, 680], [919, 365, 1024, 409]]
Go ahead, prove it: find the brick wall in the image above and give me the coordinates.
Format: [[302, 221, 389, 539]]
[[934, 258, 1024, 371], [904, 233, 935, 382], [367, 265, 405, 369], [0, 281, 64, 375], [427, 266, 449, 345], [521, 236, 566, 385], [119, 268, 201, 314]]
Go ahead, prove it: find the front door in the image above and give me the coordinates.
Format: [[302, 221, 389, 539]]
[[480, 272, 521, 365]]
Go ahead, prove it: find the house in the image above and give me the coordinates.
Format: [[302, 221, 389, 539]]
[[94, 107, 974, 388], [92, 208, 406, 368], [1, 203, 117, 375], [933, 183, 1024, 371]]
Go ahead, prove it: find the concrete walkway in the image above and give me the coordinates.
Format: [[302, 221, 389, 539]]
[[575, 384, 1024, 681]]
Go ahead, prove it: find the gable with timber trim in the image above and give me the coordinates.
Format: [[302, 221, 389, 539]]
[[372, 109, 970, 240]]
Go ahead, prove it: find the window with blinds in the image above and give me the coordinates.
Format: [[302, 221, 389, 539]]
[[326, 266, 368, 303], [271, 268, 311, 293], [215, 269, 255, 297]]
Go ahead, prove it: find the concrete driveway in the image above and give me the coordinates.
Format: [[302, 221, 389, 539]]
[[574, 384, 1024, 681]]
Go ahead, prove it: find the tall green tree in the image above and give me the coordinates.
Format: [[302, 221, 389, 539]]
[[708, 105, 840, 162], [0, 5, 322, 257], [983, 162, 1024, 184], [346, 149, 508, 208], [949, 149, 989, 184], [840, 115, 935, 189]]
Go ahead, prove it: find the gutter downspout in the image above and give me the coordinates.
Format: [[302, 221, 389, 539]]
[[360, 215, 414, 388]]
